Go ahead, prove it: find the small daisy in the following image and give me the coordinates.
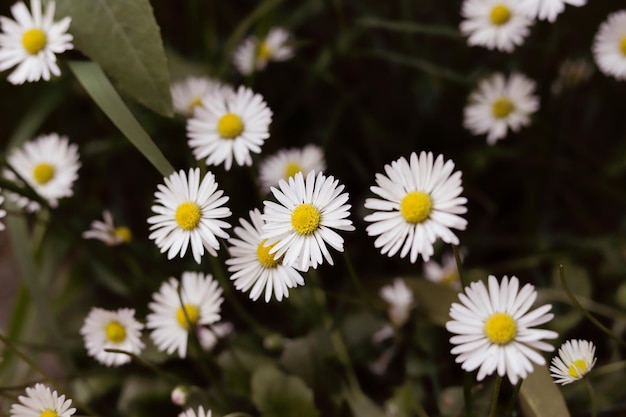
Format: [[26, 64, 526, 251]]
[[593, 11, 626, 81], [518, 0, 586, 22], [179, 406, 212, 417], [550, 339, 597, 385], [460, 0, 533, 53], [464, 72, 539, 145], [380, 278, 414, 327], [424, 252, 462, 289], [0, 195, 6, 231], [80, 307, 144, 367], [0, 0, 73, 84], [171, 386, 190, 406], [261, 170, 355, 271], [364, 152, 467, 263], [82, 210, 132, 246], [146, 271, 223, 358], [258, 145, 326, 193], [187, 85, 272, 170], [10, 383, 76, 417], [148, 168, 231, 264], [233, 27, 294, 76], [171, 76, 233, 117], [226, 209, 304, 302], [446, 275, 558, 384], [5, 133, 80, 212]]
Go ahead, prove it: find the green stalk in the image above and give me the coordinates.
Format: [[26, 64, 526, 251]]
[[488, 376, 502, 417], [504, 379, 523, 417], [452, 244, 467, 288], [342, 251, 376, 310], [584, 378, 597, 417], [104, 349, 184, 385]]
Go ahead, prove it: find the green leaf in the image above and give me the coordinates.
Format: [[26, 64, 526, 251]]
[[68, 60, 174, 177], [519, 365, 571, 417], [251, 365, 319, 417], [342, 383, 386, 417], [56, 0, 173, 116]]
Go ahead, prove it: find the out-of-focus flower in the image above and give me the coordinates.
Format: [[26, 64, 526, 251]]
[[593, 10, 626, 81], [10, 384, 76, 417], [233, 27, 294, 75], [551, 58, 594, 94], [464, 72, 539, 144], [171, 76, 233, 117], [171, 386, 190, 406], [258, 145, 326, 193], [424, 252, 462, 290], [518, 0, 586, 22], [0, 195, 6, 231], [179, 406, 212, 417], [380, 278, 415, 327], [0, 0, 73, 84], [196, 322, 233, 351], [82, 210, 132, 246], [550, 339, 597, 385]]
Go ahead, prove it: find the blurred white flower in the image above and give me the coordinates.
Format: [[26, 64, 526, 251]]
[[551, 58, 593, 94], [0, 195, 6, 231], [518, 0, 586, 22], [424, 252, 461, 290], [171, 76, 233, 117], [179, 406, 212, 417], [171, 386, 190, 406], [82, 210, 132, 246], [258, 145, 326, 193], [10, 384, 75, 417], [233, 27, 294, 75], [380, 278, 414, 327], [593, 10, 626, 81], [196, 322, 233, 351], [550, 339, 597, 385]]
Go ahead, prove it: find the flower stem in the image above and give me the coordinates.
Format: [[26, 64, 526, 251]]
[[584, 378, 597, 417], [488, 375, 502, 417], [343, 251, 376, 310], [452, 244, 467, 288], [104, 349, 184, 385], [504, 379, 522, 417]]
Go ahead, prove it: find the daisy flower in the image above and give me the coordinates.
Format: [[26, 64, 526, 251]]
[[460, 0, 533, 53], [518, 0, 586, 22], [82, 210, 132, 246], [233, 27, 294, 76], [171, 76, 233, 117], [593, 11, 626, 81], [187, 85, 272, 170], [446, 275, 558, 384], [226, 209, 304, 302], [10, 384, 75, 417], [463, 72, 539, 145], [179, 406, 212, 417], [424, 252, 462, 289], [261, 170, 355, 271], [197, 322, 233, 351], [550, 339, 597, 385], [0, 195, 6, 231], [0, 0, 73, 84], [5, 133, 80, 212], [363, 152, 467, 263], [380, 278, 414, 327], [258, 145, 326, 193], [148, 168, 231, 264], [80, 307, 144, 367], [146, 271, 223, 358]]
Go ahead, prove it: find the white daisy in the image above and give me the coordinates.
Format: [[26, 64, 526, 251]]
[[463, 72, 539, 145], [80, 307, 144, 367], [148, 168, 231, 264], [226, 208, 305, 302], [460, 0, 533, 53], [146, 271, 223, 358], [593, 10, 626, 81], [5, 133, 80, 212], [187, 85, 272, 170], [10, 383, 76, 417], [82, 210, 132, 246], [363, 152, 467, 263], [179, 406, 212, 417], [550, 339, 597, 385], [446, 275, 558, 384], [171, 76, 233, 117], [518, 0, 586, 22], [0, 0, 73, 84], [424, 252, 462, 290], [380, 278, 414, 327], [261, 170, 355, 271], [258, 144, 326, 193], [0, 195, 6, 231], [233, 27, 294, 76]]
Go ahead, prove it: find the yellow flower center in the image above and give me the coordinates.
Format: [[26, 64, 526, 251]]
[[284, 162, 302, 179], [258, 41, 272, 60], [176, 304, 200, 329], [175, 202, 202, 231], [568, 359, 588, 378], [484, 313, 517, 345], [33, 163, 55, 185], [22, 28, 47, 54], [399, 191, 432, 224], [490, 5, 511, 26], [257, 239, 282, 268], [291, 203, 321, 235], [39, 409, 58, 417], [217, 113, 244, 139], [620, 36, 626, 57], [105, 321, 127, 343], [441, 270, 459, 287], [114, 226, 132, 243], [492, 97, 515, 119]]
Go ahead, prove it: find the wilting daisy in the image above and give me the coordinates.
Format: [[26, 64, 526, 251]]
[[179, 406, 212, 417], [551, 58, 594, 94], [380, 278, 415, 327], [82, 210, 132, 246], [187, 86, 272, 170], [364, 152, 467, 263], [233, 27, 294, 76], [550, 339, 597, 385], [0, 195, 6, 231], [5, 133, 80, 212], [80, 307, 144, 367], [10, 383, 76, 417], [460, 0, 533, 53], [593, 11, 626, 81], [464, 72, 539, 144], [258, 145, 326, 193], [171, 76, 233, 117], [147, 271, 223, 358], [518, 0, 586, 22], [226, 209, 304, 302], [0, 0, 73, 84], [446, 275, 558, 384], [148, 168, 231, 264], [424, 252, 462, 290], [262, 170, 355, 271]]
